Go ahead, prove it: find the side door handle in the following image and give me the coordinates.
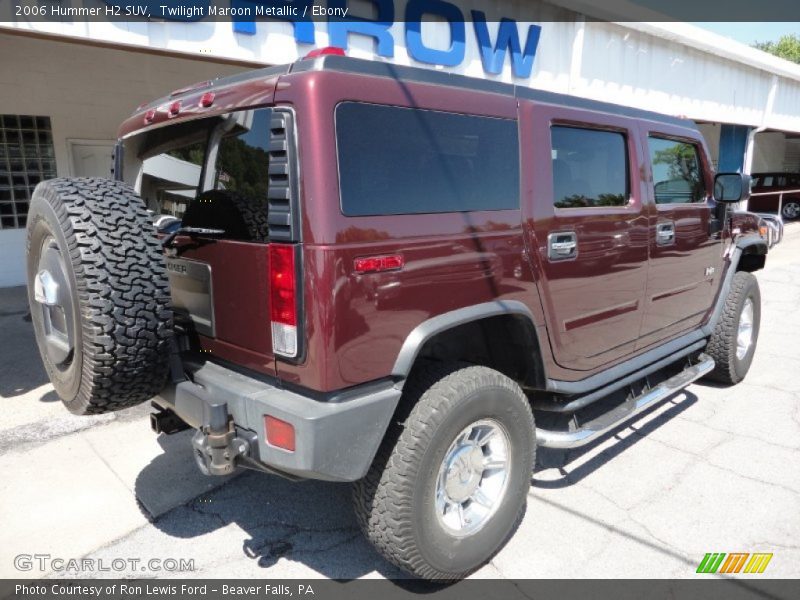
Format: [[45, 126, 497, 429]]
[[656, 222, 675, 246], [548, 231, 578, 260]]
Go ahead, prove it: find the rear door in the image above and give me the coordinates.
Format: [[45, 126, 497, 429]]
[[637, 129, 723, 347], [524, 104, 649, 371]]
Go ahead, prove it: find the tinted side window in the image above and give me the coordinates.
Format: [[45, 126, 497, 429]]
[[336, 103, 519, 216], [648, 137, 706, 204], [551, 126, 629, 208]]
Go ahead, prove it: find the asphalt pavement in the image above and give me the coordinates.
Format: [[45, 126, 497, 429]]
[[1, 226, 798, 581]]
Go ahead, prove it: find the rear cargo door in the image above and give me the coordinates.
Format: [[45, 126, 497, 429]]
[[139, 108, 299, 377]]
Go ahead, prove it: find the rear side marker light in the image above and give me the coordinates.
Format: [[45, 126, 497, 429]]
[[269, 244, 299, 358], [354, 254, 404, 274], [199, 92, 215, 108], [304, 46, 346, 59], [168, 100, 181, 116], [264, 415, 295, 452]]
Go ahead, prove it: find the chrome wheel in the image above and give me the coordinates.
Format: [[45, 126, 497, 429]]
[[782, 202, 800, 220], [33, 236, 75, 367], [736, 298, 754, 361], [434, 419, 510, 537]]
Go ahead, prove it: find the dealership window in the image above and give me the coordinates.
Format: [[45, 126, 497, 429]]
[[647, 137, 706, 204], [551, 126, 629, 209], [0, 115, 56, 229], [336, 103, 519, 216]]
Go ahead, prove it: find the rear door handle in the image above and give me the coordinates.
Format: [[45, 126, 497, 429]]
[[656, 222, 675, 246], [548, 231, 578, 260]]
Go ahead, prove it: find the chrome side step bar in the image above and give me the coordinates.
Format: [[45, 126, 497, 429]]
[[536, 355, 715, 449]]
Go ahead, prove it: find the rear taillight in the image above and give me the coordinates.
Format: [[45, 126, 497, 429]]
[[269, 244, 298, 358]]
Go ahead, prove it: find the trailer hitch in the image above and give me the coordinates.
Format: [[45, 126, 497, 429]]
[[191, 402, 251, 476]]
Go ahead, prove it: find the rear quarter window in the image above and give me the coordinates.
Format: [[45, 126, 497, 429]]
[[335, 103, 519, 216]]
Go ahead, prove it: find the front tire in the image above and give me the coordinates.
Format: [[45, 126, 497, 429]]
[[705, 271, 761, 385], [353, 363, 535, 580]]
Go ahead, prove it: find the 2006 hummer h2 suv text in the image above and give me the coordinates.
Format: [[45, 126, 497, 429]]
[[26, 52, 771, 580]]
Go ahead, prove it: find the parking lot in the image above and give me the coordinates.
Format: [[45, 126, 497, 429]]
[[1, 226, 798, 581]]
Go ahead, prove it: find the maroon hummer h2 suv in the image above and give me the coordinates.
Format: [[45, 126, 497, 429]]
[[26, 53, 770, 580]]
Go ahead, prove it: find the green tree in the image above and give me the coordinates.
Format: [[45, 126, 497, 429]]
[[753, 34, 800, 64]]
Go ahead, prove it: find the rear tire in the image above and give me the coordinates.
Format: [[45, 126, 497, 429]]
[[705, 271, 760, 385], [353, 363, 535, 580], [26, 178, 172, 415]]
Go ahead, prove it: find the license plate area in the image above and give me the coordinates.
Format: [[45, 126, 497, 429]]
[[165, 257, 215, 337]]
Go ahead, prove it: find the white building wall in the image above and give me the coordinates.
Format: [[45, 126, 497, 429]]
[[0, 33, 248, 287], [4, 4, 800, 132], [0, 228, 26, 288]]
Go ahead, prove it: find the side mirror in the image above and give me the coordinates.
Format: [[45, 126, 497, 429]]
[[714, 173, 751, 203]]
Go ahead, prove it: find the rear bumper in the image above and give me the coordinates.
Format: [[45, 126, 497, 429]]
[[154, 361, 401, 482]]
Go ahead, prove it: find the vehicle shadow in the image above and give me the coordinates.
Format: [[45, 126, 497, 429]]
[[532, 390, 698, 488], [0, 312, 51, 399], [133, 390, 697, 582], [134, 435, 414, 581]]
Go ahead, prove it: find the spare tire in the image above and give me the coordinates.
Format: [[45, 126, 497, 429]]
[[26, 178, 172, 415]]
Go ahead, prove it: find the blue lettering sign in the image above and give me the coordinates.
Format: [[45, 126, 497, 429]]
[[327, 0, 395, 58], [231, 0, 315, 41], [231, 0, 541, 77], [405, 0, 465, 67], [471, 11, 541, 78]]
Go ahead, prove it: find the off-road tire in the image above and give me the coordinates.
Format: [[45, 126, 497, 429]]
[[182, 190, 269, 242], [353, 363, 535, 581], [705, 271, 761, 385], [26, 178, 172, 415]]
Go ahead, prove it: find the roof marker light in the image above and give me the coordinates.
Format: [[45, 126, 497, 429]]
[[168, 101, 181, 116], [304, 47, 346, 59], [199, 92, 215, 108], [144, 109, 156, 124]]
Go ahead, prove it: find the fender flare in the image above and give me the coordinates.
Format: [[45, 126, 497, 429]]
[[703, 237, 765, 336], [391, 300, 539, 381]]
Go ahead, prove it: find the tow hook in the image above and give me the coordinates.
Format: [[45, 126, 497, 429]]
[[191, 402, 250, 476]]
